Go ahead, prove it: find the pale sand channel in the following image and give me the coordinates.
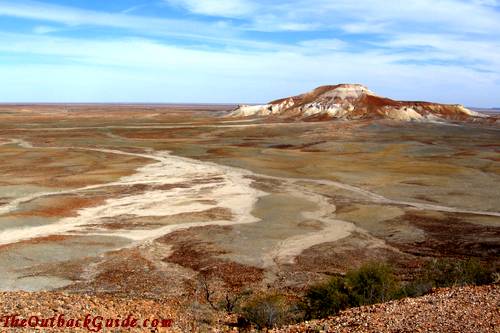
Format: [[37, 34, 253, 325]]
[[1, 138, 499, 269]]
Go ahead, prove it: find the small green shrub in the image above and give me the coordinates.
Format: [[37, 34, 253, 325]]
[[422, 258, 494, 287], [303, 277, 349, 319], [303, 262, 400, 319], [239, 293, 298, 329], [345, 262, 399, 306], [396, 258, 495, 298], [257, 259, 497, 325]]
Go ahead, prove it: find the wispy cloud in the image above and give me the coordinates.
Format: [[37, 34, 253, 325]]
[[0, 0, 499, 105], [0, 0, 235, 40], [120, 4, 147, 15], [163, 0, 500, 34], [0, 31, 498, 105], [32, 25, 59, 34], [166, 0, 257, 18], [377, 33, 500, 69], [298, 39, 348, 52]]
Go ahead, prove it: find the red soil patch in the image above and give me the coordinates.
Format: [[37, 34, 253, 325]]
[[159, 226, 264, 289], [0, 234, 73, 251], [389, 212, 500, 260], [11, 195, 107, 218]]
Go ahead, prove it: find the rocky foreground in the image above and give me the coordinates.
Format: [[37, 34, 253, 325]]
[[0, 285, 498, 332], [0, 292, 183, 332], [273, 285, 499, 333]]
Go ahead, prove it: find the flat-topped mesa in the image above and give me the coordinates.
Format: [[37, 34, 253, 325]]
[[229, 84, 486, 122]]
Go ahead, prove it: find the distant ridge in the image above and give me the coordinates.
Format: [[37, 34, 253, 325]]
[[229, 84, 488, 122]]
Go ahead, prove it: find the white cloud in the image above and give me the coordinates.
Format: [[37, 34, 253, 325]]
[[0, 1, 499, 106], [0, 31, 498, 106], [306, 0, 500, 35], [0, 0, 235, 40], [244, 14, 320, 32], [166, 0, 257, 18], [5, 0, 498, 36], [2, 0, 500, 39], [377, 33, 500, 70], [298, 39, 347, 51], [120, 4, 147, 14], [162, 0, 500, 34], [471, 0, 499, 6], [32, 25, 58, 34]]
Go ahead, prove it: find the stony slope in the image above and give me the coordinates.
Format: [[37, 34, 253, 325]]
[[1, 285, 497, 332], [230, 84, 487, 122], [272, 284, 499, 333], [0, 292, 183, 332]]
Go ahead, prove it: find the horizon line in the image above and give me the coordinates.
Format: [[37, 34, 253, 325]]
[[0, 103, 499, 110]]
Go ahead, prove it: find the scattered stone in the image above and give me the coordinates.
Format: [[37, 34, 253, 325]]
[[272, 285, 499, 333]]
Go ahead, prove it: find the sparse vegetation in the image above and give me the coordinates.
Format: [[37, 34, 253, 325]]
[[302, 262, 399, 319], [239, 293, 299, 329], [196, 271, 252, 315], [303, 277, 349, 319], [400, 258, 496, 297], [229, 259, 497, 330], [345, 262, 399, 306], [300, 259, 497, 321], [231, 259, 497, 329], [422, 258, 494, 287]]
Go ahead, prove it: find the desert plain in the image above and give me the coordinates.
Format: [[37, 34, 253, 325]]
[[0, 104, 498, 329]]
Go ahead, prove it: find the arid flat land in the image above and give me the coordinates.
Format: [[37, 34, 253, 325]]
[[0, 105, 498, 319]]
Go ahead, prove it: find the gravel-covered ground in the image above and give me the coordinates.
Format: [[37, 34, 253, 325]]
[[1, 285, 497, 332], [0, 292, 185, 332], [273, 285, 499, 333]]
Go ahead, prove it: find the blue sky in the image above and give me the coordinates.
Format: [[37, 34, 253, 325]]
[[0, 0, 499, 106]]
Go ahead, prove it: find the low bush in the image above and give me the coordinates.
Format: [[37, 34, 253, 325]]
[[239, 293, 299, 329], [421, 258, 494, 288], [344, 262, 399, 306], [303, 262, 400, 319], [396, 258, 495, 298], [239, 259, 497, 328], [303, 277, 349, 319]]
